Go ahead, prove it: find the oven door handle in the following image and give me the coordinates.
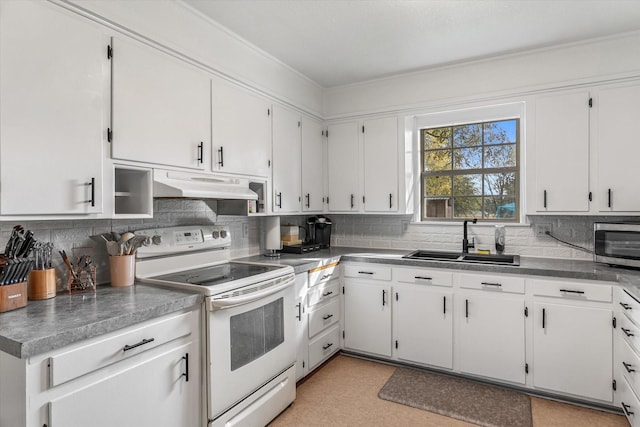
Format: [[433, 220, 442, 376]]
[[207, 275, 295, 310]]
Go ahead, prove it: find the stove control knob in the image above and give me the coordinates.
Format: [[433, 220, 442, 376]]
[[212, 230, 220, 239], [152, 235, 162, 245], [142, 236, 151, 246], [220, 230, 228, 239]]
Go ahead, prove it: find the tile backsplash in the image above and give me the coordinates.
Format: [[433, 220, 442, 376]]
[[283, 214, 640, 261], [4, 200, 639, 290], [0, 200, 260, 288]]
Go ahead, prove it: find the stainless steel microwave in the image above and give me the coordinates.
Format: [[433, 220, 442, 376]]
[[594, 223, 640, 268]]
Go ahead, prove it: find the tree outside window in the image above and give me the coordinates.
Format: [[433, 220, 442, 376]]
[[421, 119, 519, 221]]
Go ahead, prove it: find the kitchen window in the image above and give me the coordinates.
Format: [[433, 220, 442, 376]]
[[420, 118, 519, 221]]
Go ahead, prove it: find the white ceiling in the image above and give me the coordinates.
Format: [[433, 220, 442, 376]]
[[181, 0, 640, 88]]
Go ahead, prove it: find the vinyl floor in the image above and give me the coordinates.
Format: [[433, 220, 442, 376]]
[[270, 355, 628, 427]]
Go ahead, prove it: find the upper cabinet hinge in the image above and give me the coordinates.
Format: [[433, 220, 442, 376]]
[[589, 98, 593, 108], [107, 45, 112, 60], [107, 128, 112, 142], [613, 316, 617, 329], [525, 363, 529, 374]]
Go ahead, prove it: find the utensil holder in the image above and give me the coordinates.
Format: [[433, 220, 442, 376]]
[[109, 255, 135, 287], [66, 247, 97, 294], [0, 281, 27, 313], [28, 268, 57, 300]]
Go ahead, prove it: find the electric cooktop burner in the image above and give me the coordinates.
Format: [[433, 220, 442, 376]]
[[150, 262, 283, 287]]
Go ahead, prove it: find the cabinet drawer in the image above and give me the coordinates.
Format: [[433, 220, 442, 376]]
[[620, 315, 640, 355], [343, 264, 391, 281], [393, 268, 452, 287], [619, 376, 640, 427], [618, 337, 640, 399], [308, 324, 340, 370], [456, 272, 524, 294], [308, 262, 339, 287], [308, 298, 340, 338], [619, 288, 640, 326], [530, 279, 612, 302], [307, 279, 339, 307], [49, 311, 195, 387]]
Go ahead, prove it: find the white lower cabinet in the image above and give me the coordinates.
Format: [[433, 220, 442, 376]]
[[392, 268, 453, 369], [343, 277, 392, 357], [0, 309, 201, 427], [294, 273, 309, 380], [531, 278, 613, 403], [456, 291, 526, 384]]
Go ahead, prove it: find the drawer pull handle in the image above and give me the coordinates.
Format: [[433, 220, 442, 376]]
[[559, 289, 585, 294], [358, 271, 374, 275], [623, 402, 635, 416], [182, 353, 189, 382], [322, 291, 334, 297], [622, 328, 635, 337], [621, 302, 633, 310], [296, 302, 302, 321], [623, 361, 636, 373], [465, 299, 469, 318], [415, 276, 432, 281], [323, 343, 333, 351], [542, 308, 546, 329], [123, 337, 155, 352], [323, 314, 334, 320], [481, 282, 502, 287]]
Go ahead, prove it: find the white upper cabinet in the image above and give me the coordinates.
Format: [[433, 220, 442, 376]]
[[301, 116, 325, 212], [272, 104, 302, 213], [0, 1, 105, 215], [327, 116, 401, 214], [363, 117, 398, 212], [327, 122, 360, 212], [110, 37, 209, 170], [532, 90, 591, 213], [211, 76, 271, 177], [593, 82, 640, 212]]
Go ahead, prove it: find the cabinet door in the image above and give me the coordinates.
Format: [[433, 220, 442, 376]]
[[363, 117, 398, 212], [395, 283, 453, 369], [48, 342, 199, 427], [111, 37, 209, 170], [327, 122, 359, 212], [272, 104, 301, 213], [301, 116, 325, 212], [0, 1, 104, 215], [456, 292, 526, 384], [534, 91, 590, 212], [343, 279, 391, 357], [294, 273, 309, 380], [595, 83, 640, 212], [211, 77, 271, 177], [533, 302, 613, 402]]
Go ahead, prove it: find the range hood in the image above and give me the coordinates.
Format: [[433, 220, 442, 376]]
[[153, 169, 258, 200]]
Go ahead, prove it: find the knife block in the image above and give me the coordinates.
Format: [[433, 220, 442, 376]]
[[0, 281, 27, 313]]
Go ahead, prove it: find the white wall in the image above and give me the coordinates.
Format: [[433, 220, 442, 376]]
[[324, 31, 640, 118], [61, 0, 324, 116]]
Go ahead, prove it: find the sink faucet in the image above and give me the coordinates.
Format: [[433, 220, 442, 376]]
[[462, 218, 477, 253]]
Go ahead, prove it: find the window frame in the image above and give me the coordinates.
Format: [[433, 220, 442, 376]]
[[412, 102, 525, 223]]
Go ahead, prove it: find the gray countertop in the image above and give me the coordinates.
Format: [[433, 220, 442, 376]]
[[0, 283, 202, 359], [237, 246, 640, 295], [5, 247, 640, 360]]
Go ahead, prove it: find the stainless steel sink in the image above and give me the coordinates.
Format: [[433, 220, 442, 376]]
[[403, 250, 520, 266]]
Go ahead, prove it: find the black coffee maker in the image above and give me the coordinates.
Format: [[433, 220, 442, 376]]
[[306, 215, 332, 248]]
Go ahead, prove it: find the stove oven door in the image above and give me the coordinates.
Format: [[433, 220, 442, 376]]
[[206, 275, 296, 421]]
